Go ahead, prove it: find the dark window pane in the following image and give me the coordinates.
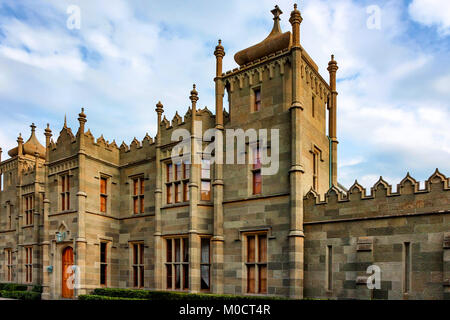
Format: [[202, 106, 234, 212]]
[[175, 265, 181, 289], [201, 265, 210, 290], [166, 265, 172, 289], [175, 239, 180, 262], [140, 244, 144, 265], [100, 264, 107, 285], [133, 244, 138, 264], [166, 239, 172, 262], [183, 238, 189, 262], [133, 266, 138, 287], [201, 238, 210, 264], [140, 266, 144, 287], [183, 264, 189, 290], [100, 242, 107, 263]]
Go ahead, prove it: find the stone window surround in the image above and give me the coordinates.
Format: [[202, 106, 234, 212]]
[[242, 231, 268, 295], [165, 160, 190, 205], [164, 235, 189, 291]]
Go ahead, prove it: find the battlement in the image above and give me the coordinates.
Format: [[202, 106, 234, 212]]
[[304, 169, 450, 223]]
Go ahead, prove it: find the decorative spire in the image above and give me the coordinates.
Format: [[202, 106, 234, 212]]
[[190, 84, 199, 103], [155, 101, 164, 115], [30, 123, 36, 134], [17, 133, 23, 143], [328, 54, 338, 71], [44, 123, 52, 135], [289, 3, 303, 47], [214, 39, 225, 58], [269, 5, 283, 36], [63, 114, 67, 128], [78, 107, 87, 122]]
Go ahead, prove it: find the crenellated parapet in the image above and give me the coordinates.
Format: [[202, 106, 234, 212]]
[[223, 53, 290, 92], [118, 133, 156, 167], [304, 169, 450, 223]]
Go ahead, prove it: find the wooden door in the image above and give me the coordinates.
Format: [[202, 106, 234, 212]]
[[62, 247, 74, 298]]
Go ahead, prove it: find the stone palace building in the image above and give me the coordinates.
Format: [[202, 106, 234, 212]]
[[0, 5, 449, 300]]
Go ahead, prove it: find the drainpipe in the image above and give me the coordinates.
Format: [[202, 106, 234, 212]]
[[328, 135, 332, 189]]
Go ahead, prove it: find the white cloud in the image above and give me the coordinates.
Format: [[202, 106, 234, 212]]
[[0, 0, 448, 192], [409, 0, 450, 36]]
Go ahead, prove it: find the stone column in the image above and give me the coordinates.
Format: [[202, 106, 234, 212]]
[[327, 56, 339, 186], [212, 40, 225, 294], [41, 124, 52, 299], [288, 4, 305, 299], [33, 151, 40, 284], [154, 101, 164, 290], [75, 109, 88, 296], [189, 85, 201, 293], [16, 134, 24, 283]]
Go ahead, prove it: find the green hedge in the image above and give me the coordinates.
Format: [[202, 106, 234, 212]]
[[0, 283, 28, 292], [0, 290, 41, 300], [90, 288, 286, 300], [32, 285, 43, 293], [79, 294, 145, 301]]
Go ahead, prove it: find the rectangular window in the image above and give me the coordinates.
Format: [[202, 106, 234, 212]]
[[100, 177, 108, 213], [132, 177, 145, 214], [167, 162, 190, 204], [132, 243, 144, 288], [246, 233, 267, 294], [327, 245, 332, 291], [201, 181, 211, 201], [201, 159, 211, 201], [175, 163, 182, 181], [100, 242, 108, 286], [25, 247, 32, 283], [312, 95, 315, 118], [167, 163, 173, 182], [313, 151, 319, 191], [183, 162, 190, 179], [254, 88, 261, 112], [60, 174, 70, 211], [24, 194, 34, 225], [404, 242, 410, 293], [167, 184, 172, 204], [252, 145, 262, 195], [165, 237, 189, 290], [201, 238, 211, 291], [175, 183, 182, 203], [183, 183, 189, 202], [5, 248, 13, 282]]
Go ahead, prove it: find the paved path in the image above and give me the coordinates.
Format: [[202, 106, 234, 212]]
[[0, 297, 15, 300]]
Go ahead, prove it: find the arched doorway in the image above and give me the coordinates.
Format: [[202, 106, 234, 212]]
[[61, 247, 74, 298]]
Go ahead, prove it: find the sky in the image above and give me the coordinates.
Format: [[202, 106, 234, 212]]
[[0, 0, 449, 190]]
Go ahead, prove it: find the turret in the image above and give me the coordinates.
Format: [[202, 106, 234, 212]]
[[327, 55, 339, 185], [214, 40, 225, 129]]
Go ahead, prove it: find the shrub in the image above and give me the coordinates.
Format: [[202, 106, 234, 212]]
[[0, 283, 28, 292], [91, 288, 286, 301], [32, 285, 43, 293], [79, 295, 145, 301], [0, 290, 41, 300]]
